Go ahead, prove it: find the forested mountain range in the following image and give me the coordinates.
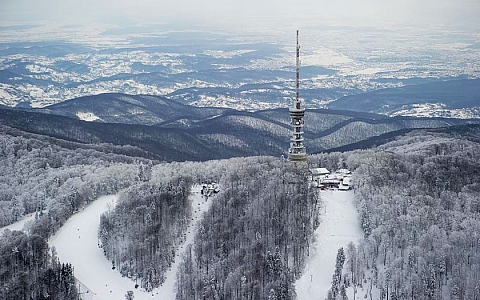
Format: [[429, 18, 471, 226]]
[[1, 93, 478, 161]]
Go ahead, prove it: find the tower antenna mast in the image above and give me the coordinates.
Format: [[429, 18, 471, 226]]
[[288, 30, 307, 162], [296, 30, 300, 110]]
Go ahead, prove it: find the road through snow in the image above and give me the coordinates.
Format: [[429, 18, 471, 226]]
[[295, 190, 363, 300], [156, 186, 212, 298], [49, 185, 210, 300]]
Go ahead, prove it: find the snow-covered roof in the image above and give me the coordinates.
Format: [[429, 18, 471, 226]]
[[321, 178, 341, 184], [310, 167, 330, 176]]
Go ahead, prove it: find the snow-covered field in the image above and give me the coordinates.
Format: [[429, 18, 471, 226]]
[[48, 185, 211, 300], [49, 195, 141, 300], [296, 190, 363, 300]]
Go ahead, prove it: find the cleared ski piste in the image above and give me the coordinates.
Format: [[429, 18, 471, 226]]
[[0, 212, 40, 235], [49, 185, 210, 300], [2, 186, 362, 299], [295, 189, 363, 300]]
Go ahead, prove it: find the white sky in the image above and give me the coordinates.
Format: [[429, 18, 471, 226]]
[[1, 0, 479, 32]]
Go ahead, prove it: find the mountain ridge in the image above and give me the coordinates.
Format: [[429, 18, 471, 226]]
[[2, 93, 479, 161]]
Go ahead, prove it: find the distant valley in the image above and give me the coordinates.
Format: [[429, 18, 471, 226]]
[[1, 26, 479, 160], [1, 27, 479, 118]]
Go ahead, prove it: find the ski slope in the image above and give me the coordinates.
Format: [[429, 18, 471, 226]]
[[295, 190, 363, 300], [1, 186, 363, 300], [48, 185, 210, 300], [0, 213, 36, 235]]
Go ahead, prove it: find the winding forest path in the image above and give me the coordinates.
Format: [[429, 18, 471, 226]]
[[156, 185, 212, 298], [48, 185, 210, 300], [295, 190, 363, 300]]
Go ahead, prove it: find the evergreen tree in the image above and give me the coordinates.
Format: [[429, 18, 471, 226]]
[[125, 290, 135, 300]]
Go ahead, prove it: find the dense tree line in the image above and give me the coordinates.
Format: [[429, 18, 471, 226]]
[[328, 130, 480, 300], [4, 120, 479, 300], [0, 126, 154, 233], [0, 126, 157, 298], [176, 157, 320, 300], [98, 177, 193, 291], [0, 230, 77, 299]]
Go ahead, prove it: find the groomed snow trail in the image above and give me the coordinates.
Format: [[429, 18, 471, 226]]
[[49, 185, 210, 300], [0, 213, 36, 235], [295, 190, 363, 300]]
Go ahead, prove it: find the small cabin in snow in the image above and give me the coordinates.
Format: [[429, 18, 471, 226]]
[[321, 177, 342, 188]]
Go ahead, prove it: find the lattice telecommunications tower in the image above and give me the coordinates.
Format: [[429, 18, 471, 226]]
[[288, 30, 307, 162]]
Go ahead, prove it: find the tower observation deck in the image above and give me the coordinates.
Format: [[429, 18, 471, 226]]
[[288, 30, 307, 162]]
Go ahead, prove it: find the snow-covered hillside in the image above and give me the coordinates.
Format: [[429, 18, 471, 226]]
[[296, 190, 363, 300], [1, 184, 363, 300], [48, 185, 211, 300]]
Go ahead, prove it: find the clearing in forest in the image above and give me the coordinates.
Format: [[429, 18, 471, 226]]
[[295, 190, 363, 300], [49, 185, 210, 300]]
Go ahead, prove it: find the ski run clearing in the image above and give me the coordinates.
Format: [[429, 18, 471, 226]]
[[296, 189, 364, 300], [0, 213, 37, 236], [2, 185, 364, 300], [48, 185, 212, 300]]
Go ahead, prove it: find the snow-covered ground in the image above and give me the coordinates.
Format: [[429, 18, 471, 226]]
[[49, 195, 141, 300], [0, 185, 362, 300], [47, 185, 211, 300], [295, 190, 363, 300], [76, 112, 101, 122], [0, 213, 37, 235]]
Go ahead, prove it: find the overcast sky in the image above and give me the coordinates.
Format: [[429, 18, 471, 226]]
[[1, 0, 479, 32]]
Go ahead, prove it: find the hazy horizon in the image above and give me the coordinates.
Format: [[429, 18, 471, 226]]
[[1, 0, 479, 35]]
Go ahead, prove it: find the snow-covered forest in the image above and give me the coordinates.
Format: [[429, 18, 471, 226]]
[[0, 125, 153, 231], [0, 125, 154, 298], [175, 159, 319, 299], [1, 124, 480, 299], [0, 230, 77, 299], [99, 178, 193, 291], [313, 127, 480, 300]]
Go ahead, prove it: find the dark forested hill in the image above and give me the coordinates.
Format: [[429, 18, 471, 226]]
[[38, 93, 231, 125], [2, 95, 480, 161]]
